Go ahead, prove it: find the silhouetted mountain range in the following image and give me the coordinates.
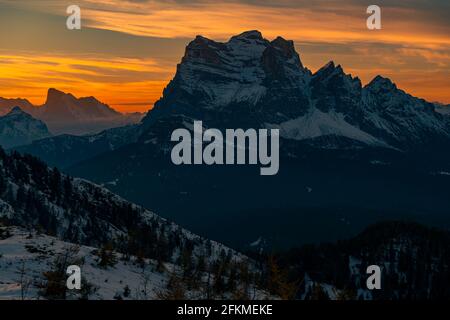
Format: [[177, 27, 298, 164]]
[[0, 89, 144, 135]]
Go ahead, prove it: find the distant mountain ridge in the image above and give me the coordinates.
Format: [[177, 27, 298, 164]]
[[0, 97, 35, 115], [0, 89, 144, 135]]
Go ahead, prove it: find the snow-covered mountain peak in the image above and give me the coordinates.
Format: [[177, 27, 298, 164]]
[[180, 30, 304, 74], [7, 106, 27, 116], [313, 61, 358, 86], [2, 106, 37, 122], [316, 60, 336, 73], [262, 36, 306, 79], [365, 75, 397, 92], [0, 106, 51, 148], [143, 31, 312, 127], [140, 32, 450, 150], [183, 30, 271, 67], [183, 36, 224, 65], [270, 36, 298, 58], [230, 30, 264, 41]]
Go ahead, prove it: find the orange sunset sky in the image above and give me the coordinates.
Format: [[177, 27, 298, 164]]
[[0, 0, 449, 113]]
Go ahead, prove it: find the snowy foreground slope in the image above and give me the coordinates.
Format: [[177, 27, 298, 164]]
[[0, 226, 166, 300], [0, 150, 272, 300], [0, 149, 248, 262], [0, 225, 373, 301], [0, 226, 268, 300]]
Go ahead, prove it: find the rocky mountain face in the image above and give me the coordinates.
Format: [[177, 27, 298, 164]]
[[0, 107, 51, 148], [143, 30, 450, 150], [146, 31, 310, 129], [0, 89, 144, 135]]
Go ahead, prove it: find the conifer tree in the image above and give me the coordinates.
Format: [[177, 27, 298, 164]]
[[266, 255, 298, 300]]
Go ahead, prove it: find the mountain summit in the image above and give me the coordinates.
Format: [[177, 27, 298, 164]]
[[0, 107, 51, 148], [145, 30, 310, 128], [144, 30, 449, 149], [7, 106, 28, 116], [34, 88, 144, 135], [43, 88, 120, 120]]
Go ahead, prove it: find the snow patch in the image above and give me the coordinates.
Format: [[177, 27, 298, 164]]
[[266, 109, 390, 147]]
